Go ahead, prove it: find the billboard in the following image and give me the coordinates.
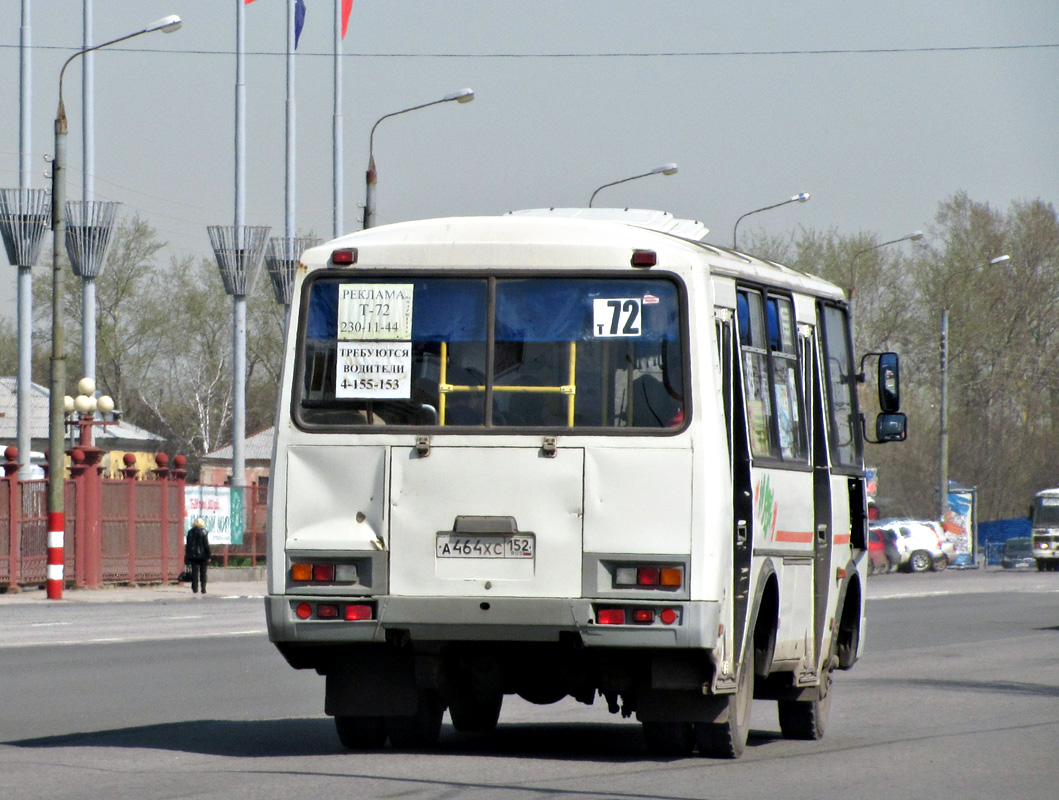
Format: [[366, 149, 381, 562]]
[[944, 484, 977, 565], [184, 485, 245, 546]]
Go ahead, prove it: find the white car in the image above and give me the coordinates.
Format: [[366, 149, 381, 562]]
[[871, 520, 950, 572]]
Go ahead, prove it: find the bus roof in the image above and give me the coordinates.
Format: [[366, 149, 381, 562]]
[[305, 213, 846, 302]]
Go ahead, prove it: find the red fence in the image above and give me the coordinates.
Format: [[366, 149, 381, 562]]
[[0, 450, 270, 591], [0, 451, 187, 591]]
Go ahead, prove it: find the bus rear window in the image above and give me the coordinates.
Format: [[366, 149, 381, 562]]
[[294, 275, 686, 430]]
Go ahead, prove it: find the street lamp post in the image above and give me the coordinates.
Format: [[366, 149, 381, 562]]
[[46, 13, 181, 600], [588, 163, 678, 208], [849, 231, 924, 301], [363, 88, 474, 230], [732, 192, 810, 250], [939, 253, 1010, 536]]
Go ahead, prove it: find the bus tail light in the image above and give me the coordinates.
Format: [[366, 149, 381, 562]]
[[597, 609, 626, 625], [290, 561, 360, 584], [613, 564, 684, 589], [345, 604, 373, 621], [632, 609, 655, 624], [316, 603, 339, 619], [331, 248, 357, 265]]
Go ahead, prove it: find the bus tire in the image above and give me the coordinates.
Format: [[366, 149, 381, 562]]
[[908, 550, 933, 573], [694, 646, 754, 759], [642, 721, 695, 757], [334, 716, 387, 749], [386, 690, 444, 749], [777, 658, 833, 741], [448, 690, 503, 734]]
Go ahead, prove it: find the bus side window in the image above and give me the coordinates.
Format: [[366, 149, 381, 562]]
[[735, 289, 808, 463], [819, 303, 861, 467], [736, 289, 773, 457], [767, 296, 807, 462]]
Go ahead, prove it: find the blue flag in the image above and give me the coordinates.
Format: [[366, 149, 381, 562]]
[[294, 0, 306, 49]]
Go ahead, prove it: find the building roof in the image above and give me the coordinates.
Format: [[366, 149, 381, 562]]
[[0, 377, 164, 446], [201, 427, 274, 465]]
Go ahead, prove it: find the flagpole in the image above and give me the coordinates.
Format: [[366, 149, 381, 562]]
[[333, 0, 343, 239], [285, 0, 295, 241], [233, 0, 247, 490]]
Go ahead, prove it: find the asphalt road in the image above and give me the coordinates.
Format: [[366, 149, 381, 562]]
[[2, 569, 1057, 800]]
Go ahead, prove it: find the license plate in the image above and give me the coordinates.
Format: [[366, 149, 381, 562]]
[[436, 534, 535, 559]]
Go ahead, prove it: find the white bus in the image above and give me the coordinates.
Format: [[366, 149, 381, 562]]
[[264, 210, 905, 758], [1030, 488, 1059, 570]]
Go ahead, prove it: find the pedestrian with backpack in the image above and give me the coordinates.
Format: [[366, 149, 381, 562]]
[[184, 517, 212, 594]]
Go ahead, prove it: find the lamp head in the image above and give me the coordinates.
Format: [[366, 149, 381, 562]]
[[791, 192, 810, 203], [908, 230, 925, 241], [145, 15, 182, 34], [444, 88, 475, 104], [652, 163, 679, 176], [989, 254, 1011, 265]]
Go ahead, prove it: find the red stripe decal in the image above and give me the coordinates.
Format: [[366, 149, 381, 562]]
[[834, 534, 851, 545], [48, 512, 64, 532], [774, 530, 814, 543]]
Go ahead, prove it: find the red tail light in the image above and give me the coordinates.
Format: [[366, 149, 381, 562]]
[[597, 609, 626, 625], [331, 248, 357, 265], [316, 604, 339, 619], [632, 609, 655, 624], [637, 567, 660, 586], [345, 604, 373, 621]]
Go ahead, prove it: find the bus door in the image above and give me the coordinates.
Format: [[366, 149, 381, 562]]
[[806, 325, 833, 674], [717, 308, 752, 674]]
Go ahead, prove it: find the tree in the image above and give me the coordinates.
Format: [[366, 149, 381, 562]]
[[745, 192, 1059, 521], [28, 215, 288, 471]]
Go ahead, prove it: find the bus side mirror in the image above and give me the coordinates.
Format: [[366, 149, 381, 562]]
[[878, 352, 900, 413], [875, 412, 907, 442]]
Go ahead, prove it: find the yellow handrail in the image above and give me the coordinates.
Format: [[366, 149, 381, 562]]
[[436, 341, 578, 426]]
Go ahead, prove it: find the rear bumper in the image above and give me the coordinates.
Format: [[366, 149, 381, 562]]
[[265, 594, 720, 650]]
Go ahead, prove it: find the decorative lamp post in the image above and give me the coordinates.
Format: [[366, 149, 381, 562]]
[[0, 187, 50, 479], [732, 192, 810, 250], [266, 235, 320, 307], [64, 377, 114, 589], [208, 224, 270, 492], [46, 14, 181, 600], [939, 254, 1011, 535], [588, 163, 678, 208], [364, 88, 475, 230], [65, 199, 120, 389]]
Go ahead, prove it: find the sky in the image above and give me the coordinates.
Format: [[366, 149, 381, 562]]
[[1, 1, 1057, 320]]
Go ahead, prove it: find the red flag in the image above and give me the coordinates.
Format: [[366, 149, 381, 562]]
[[341, 1, 353, 38]]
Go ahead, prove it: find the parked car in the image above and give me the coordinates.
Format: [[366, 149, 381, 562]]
[[870, 519, 948, 572], [1000, 537, 1036, 569], [868, 527, 899, 574]]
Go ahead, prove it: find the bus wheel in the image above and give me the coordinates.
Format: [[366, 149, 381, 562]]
[[694, 647, 754, 759], [448, 690, 503, 733], [909, 550, 933, 573], [642, 721, 695, 757], [386, 690, 444, 749], [334, 716, 386, 749], [777, 658, 834, 741]]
